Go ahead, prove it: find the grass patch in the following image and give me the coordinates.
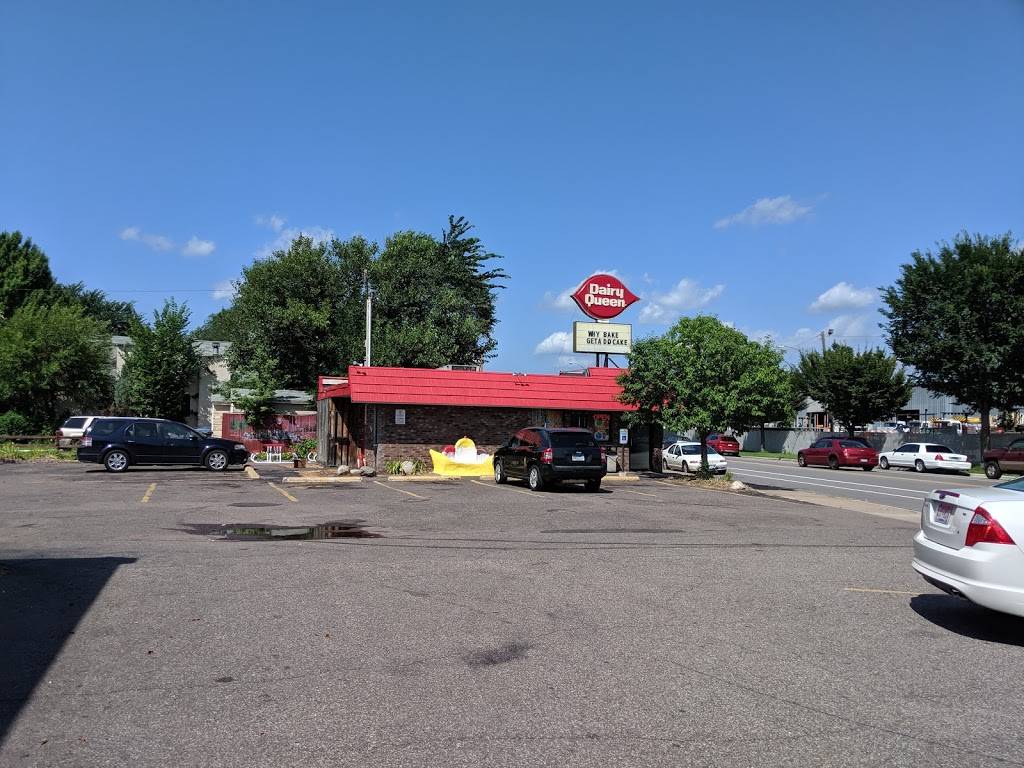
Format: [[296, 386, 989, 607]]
[[0, 441, 76, 463], [739, 450, 797, 460]]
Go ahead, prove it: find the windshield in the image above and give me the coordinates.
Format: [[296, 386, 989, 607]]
[[549, 432, 597, 448], [996, 477, 1024, 493], [680, 445, 719, 455]]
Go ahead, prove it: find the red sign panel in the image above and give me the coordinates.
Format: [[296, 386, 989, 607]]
[[571, 273, 639, 320]]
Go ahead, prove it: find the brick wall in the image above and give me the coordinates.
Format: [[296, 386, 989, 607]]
[[373, 404, 540, 467]]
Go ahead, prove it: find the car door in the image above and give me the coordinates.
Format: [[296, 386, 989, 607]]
[[664, 444, 679, 470], [158, 421, 204, 464], [893, 444, 919, 468], [123, 421, 164, 464], [805, 439, 827, 465], [501, 435, 522, 477], [1004, 439, 1024, 471]]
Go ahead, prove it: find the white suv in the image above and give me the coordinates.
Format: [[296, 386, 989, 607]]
[[56, 416, 98, 446]]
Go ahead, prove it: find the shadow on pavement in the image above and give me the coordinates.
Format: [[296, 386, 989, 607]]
[[0, 556, 136, 742], [910, 593, 1024, 646]]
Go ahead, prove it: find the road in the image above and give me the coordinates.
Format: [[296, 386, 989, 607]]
[[726, 456, 1001, 511], [3, 462, 1024, 767]]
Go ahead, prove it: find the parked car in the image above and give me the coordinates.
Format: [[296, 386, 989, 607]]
[[706, 433, 740, 456], [912, 478, 1024, 618], [797, 437, 878, 470], [55, 415, 98, 446], [983, 438, 1024, 479], [77, 417, 249, 472], [662, 441, 728, 474], [493, 427, 606, 491], [878, 443, 971, 474]]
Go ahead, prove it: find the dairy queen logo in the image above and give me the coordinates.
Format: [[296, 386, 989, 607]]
[[571, 273, 640, 320]]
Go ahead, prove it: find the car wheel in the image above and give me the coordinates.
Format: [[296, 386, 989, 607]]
[[828, 455, 839, 470], [797, 454, 806, 467], [585, 479, 601, 492], [682, 462, 691, 474], [494, 459, 507, 484], [104, 449, 130, 473], [205, 449, 229, 471], [985, 461, 1002, 480], [914, 459, 926, 473], [527, 464, 545, 492], [879, 456, 889, 470]]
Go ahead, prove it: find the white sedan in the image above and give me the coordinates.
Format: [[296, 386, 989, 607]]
[[663, 441, 728, 474], [878, 442, 971, 473], [913, 478, 1024, 617]]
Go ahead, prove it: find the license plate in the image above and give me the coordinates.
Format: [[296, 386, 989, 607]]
[[860, 458, 868, 463], [572, 453, 585, 462], [934, 501, 955, 525]]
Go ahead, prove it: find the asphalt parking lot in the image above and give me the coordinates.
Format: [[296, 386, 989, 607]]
[[2, 463, 1023, 767]]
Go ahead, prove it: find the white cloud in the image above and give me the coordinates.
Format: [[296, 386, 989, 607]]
[[211, 280, 235, 300], [119, 226, 174, 252], [809, 281, 875, 313], [257, 225, 336, 258], [752, 313, 883, 359], [182, 236, 216, 257], [638, 279, 724, 324], [256, 213, 287, 232], [534, 331, 573, 355], [714, 195, 812, 229]]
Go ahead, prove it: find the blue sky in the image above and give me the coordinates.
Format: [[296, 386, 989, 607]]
[[3, 1, 1022, 373]]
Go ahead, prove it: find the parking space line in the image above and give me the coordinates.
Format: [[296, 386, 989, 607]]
[[617, 488, 659, 499], [268, 482, 298, 502], [140, 482, 157, 503], [727, 468, 924, 501], [844, 587, 920, 596], [373, 480, 426, 499], [470, 479, 534, 497]]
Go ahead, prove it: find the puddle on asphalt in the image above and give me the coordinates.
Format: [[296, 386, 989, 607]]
[[179, 520, 382, 540]]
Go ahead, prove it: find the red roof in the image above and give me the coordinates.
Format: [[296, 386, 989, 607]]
[[319, 366, 633, 412]]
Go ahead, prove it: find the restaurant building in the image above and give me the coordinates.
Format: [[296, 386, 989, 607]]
[[317, 365, 657, 473]]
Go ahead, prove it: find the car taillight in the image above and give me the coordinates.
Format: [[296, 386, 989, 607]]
[[81, 436, 92, 447], [599, 447, 606, 460], [55, 430, 64, 437], [540, 448, 553, 464], [965, 506, 1015, 547]]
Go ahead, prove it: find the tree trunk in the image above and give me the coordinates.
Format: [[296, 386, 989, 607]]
[[699, 431, 709, 472], [980, 398, 991, 455], [760, 423, 766, 452]]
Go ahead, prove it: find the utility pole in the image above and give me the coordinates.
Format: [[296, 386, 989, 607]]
[[363, 270, 373, 367], [819, 328, 833, 354]]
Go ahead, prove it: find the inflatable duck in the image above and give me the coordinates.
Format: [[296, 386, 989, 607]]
[[429, 437, 494, 477]]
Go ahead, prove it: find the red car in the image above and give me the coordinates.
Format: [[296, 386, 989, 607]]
[[707, 433, 741, 456], [797, 437, 878, 471]]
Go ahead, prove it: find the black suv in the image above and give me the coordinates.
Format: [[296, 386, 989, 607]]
[[77, 418, 249, 473], [493, 427, 606, 491]]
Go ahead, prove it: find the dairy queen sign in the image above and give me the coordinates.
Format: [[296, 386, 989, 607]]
[[571, 273, 639, 320]]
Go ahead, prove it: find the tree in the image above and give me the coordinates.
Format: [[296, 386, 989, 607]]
[[882, 232, 1024, 451], [618, 316, 795, 474], [0, 231, 56, 320], [371, 216, 507, 368], [118, 300, 203, 421], [54, 282, 141, 335], [0, 303, 113, 430], [226, 235, 375, 390], [793, 344, 912, 437], [195, 305, 244, 343]]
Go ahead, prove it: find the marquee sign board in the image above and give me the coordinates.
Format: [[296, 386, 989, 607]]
[[571, 273, 639, 320], [573, 321, 633, 354]]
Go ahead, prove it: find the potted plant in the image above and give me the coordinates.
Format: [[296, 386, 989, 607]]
[[293, 438, 318, 469]]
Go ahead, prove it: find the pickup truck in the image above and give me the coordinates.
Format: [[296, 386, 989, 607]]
[[982, 438, 1024, 479]]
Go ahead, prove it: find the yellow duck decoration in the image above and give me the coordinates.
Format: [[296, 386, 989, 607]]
[[429, 437, 494, 477]]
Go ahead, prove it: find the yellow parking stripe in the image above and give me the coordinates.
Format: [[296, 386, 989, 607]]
[[470, 479, 533, 496], [268, 482, 298, 502], [140, 483, 157, 503], [373, 480, 425, 499]]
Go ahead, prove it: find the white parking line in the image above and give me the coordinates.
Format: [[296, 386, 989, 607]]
[[731, 457, 996, 487], [728, 467, 925, 502]]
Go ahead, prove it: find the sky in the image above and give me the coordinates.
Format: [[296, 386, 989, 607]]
[[2, 1, 1022, 374]]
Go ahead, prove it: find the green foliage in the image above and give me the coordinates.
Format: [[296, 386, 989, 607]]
[[881, 232, 1024, 449], [384, 457, 428, 475], [117, 300, 203, 421], [0, 410, 32, 435], [214, 368, 279, 429], [0, 231, 56, 320], [54, 283, 141, 335], [194, 305, 244, 343], [619, 316, 794, 465], [294, 437, 318, 460], [793, 344, 912, 436], [0, 441, 76, 463], [0, 303, 113, 430]]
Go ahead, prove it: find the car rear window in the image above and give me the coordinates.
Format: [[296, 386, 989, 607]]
[[88, 419, 123, 437], [840, 440, 870, 449], [549, 432, 597, 448], [62, 417, 87, 429], [925, 445, 954, 453]]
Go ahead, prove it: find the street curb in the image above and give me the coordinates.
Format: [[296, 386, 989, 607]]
[[243, 465, 260, 480], [386, 474, 466, 482], [283, 475, 363, 484], [602, 473, 640, 482]]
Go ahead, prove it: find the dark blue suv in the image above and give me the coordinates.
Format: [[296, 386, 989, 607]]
[[78, 418, 249, 473]]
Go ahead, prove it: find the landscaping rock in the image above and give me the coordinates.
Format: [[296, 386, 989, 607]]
[[400, 460, 416, 475], [359, 466, 376, 477], [730, 480, 747, 491], [336, 464, 350, 476]]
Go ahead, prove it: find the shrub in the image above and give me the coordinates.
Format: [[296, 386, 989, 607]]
[[0, 411, 32, 436]]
